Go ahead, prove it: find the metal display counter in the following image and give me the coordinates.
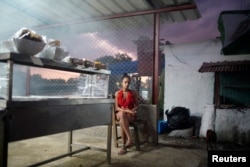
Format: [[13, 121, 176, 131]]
[[0, 53, 114, 166]]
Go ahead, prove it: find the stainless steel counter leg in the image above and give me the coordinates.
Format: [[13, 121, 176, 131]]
[[0, 112, 9, 167], [107, 124, 112, 164], [68, 130, 73, 156], [7, 60, 13, 102]]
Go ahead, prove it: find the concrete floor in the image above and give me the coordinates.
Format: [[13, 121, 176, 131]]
[[8, 126, 208, 167]]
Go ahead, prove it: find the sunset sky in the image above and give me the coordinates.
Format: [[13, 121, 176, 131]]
[[61, 0, 250, 60], [161, 0, 250, 43]]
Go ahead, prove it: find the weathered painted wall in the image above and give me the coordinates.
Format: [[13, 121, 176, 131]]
[[163, 39, 250, 143], [163, 39, 221, 117], [216, 109, 250, 144], [164, 65, 214, 117]]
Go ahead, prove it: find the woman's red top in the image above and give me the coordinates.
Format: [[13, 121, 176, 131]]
[[117, 89, 136, 110]]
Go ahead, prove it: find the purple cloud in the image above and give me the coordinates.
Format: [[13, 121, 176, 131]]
[[160, 0, 250, 43]]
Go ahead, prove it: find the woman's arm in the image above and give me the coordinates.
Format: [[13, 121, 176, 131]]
[[130, 90, 138, 112], [115, 91, 136, 115], [114, 91, 122, 112]]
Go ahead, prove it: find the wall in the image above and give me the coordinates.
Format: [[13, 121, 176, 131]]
[[138, 104, 158, 144], [216, 109, 250, 144], [163, 39, 250, 143]]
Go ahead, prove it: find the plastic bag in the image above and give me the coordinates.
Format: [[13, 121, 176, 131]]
[[165, 106, 192, 130]]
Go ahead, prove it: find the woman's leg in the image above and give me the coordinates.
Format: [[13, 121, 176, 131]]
[[116, 112, 133, 143], [120, 126, 126, 146]]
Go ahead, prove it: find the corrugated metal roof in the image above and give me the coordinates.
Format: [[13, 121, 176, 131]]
[[198, 61, 250, 73], [0, 0, 200, 40]]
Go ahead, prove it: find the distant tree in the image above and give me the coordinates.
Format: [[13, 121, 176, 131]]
[[114, 53, 132, 62], [67, 78, 78, 84], [30, 74, 77, 95], [95, 55, 114, 64], [95, 53, 132, 64], [31, 74, 43, 82]]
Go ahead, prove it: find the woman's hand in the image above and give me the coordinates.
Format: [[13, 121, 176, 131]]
[[123, 108, 136, 116], [130, 111, 137, 117]]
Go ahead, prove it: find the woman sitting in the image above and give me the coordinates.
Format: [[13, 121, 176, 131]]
[[115, 73, 138, 155]]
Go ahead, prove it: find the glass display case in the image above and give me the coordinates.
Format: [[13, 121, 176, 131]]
[[0, 53, 110, 100]]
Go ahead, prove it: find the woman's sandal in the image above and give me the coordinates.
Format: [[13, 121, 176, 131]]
[[125, 140, 134, 148], [118, 147, 127, 155]]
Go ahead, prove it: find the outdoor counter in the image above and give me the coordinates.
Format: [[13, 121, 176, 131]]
[[0, 52, 113, 166], [0, 98, 114, 166]]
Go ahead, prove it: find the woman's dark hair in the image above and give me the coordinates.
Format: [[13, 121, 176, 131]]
[[121, 73, 131, 81]]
